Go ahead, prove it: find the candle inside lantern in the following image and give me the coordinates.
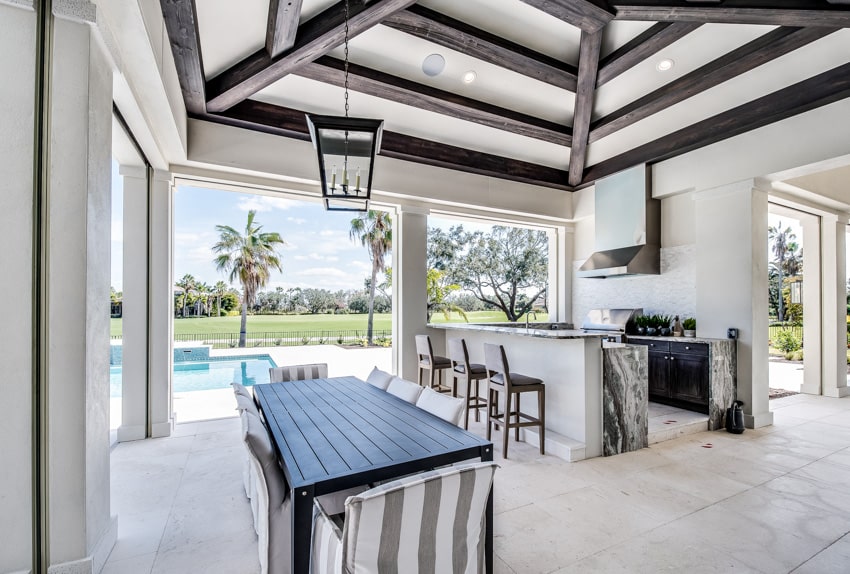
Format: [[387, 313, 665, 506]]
[[355, 167, 361, 190], [342, 168, 348, 188], [330, 165, 336, 189]]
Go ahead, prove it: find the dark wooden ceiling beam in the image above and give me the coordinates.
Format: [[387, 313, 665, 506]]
[[266, 0, 304, 57], [582, 61, 850, 185], [199, 100, 572, 190], [519, 0, 615, 32], [297, 56, 573, 146], [206, 0, 416, 112], [382, 5, 578, 91], [160, 0, 206, 115], [611, 1, 850, 27], [589, 26, 837, 143], [596, 22, 701, 87], [568, 31, 603, 186]]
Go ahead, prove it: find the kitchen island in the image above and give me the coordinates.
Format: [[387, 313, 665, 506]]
[[429, 323, 649, 460]]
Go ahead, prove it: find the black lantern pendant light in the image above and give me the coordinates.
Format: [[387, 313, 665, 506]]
[[307, 0, 383, 212]]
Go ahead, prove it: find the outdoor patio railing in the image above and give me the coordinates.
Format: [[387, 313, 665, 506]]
[[112, 330, 393, 349], [768, 324, 803, 345]]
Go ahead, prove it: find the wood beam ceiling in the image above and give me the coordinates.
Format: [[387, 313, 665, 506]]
[[266, 0, 304, 57], [160, 0, 205, 115], [568, 31, 603, 186], [518, 0, 615, 33], [201, 100, 573, 190], [296, 56, 573, 146], [611, 1, 850, 27], [582, 61, 850, 185], [206, 0, 416, 112], [596, 22, 700, 87], [382, 5, 578, 91], [589, 26, 838, 144]]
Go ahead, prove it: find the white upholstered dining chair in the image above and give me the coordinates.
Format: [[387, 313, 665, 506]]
[[310, 461, 497, 574]]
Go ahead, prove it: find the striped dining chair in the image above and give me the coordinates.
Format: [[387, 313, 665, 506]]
[[268, 363, 328, 383], [311, 461, 497, 574]]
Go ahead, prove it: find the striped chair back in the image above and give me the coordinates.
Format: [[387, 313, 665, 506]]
[[338, 462, 497, 573], [269, 363, 328, 383]]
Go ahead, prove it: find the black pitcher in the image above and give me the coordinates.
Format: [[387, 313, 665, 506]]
[[725, 400, 745, 434]]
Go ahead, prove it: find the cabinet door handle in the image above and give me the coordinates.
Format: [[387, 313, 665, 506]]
[[671, 357, 676, 361], [685, 346, 690, 350], [649, 344, 655, 347], [664, 356, 668, 360]]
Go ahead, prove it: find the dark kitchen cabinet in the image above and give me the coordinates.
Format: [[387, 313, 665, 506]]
[[629, 338, 709, 413]]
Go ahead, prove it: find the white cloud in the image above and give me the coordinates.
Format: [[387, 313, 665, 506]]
[[319, 229, 338, 237], [294, 253, 339, 262], [295, 267, 349, 278], [287, 217, 306, 225], [237, 195, 297, 212], [348, 260, 371, 272]]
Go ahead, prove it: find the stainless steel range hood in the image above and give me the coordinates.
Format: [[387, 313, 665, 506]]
[[577, 164, 660, 278]]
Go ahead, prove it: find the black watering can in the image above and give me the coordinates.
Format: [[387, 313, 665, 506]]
[[726, 400, 745, 434]]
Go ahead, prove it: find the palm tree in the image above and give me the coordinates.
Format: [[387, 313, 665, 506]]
[[350, 210, 392, 345], [426, 268, 468, 322], [196, 282, 212, 317], [213, 281, 228, 317], [175, 274, 196, 318], [769, 222, 797, 322], [213, 210, 285, 347]]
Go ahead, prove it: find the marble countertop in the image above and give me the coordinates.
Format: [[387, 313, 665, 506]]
[[626, 335, 733, 344], [428, 322, 606, 340]]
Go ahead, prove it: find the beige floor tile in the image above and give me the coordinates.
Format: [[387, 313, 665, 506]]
[[105, 509, 169, 563], [792, 534, 850, 574], [102, 552, 156, 574]]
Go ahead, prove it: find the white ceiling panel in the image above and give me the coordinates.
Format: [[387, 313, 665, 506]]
[[587, 29, 850, 166], [594, 24, 775, 119], [600, 20, 658, 59], [419, 0, 582, 64], [328, 25, 574, 124], [255, 75, 570, 168], [197, 0, 268, 78], [300, 0, 338, 23]]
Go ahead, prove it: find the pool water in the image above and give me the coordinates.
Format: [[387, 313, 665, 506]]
[[110, 356, 277, 397]]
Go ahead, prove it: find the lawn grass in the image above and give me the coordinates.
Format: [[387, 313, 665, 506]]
[[110, 310, 511, 337]]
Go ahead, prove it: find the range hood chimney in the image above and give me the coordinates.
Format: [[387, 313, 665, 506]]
[[577, 164, 660, 278]]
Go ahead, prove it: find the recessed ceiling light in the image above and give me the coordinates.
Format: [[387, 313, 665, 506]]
[[422, 54, 445, 77], [656, 58, 675, 72], [462, 70, 477, 84]]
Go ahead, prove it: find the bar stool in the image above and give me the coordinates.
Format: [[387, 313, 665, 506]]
[[447, 338, 489, 430], [415, 334, 453, 393], [484, 343, 546, 458]]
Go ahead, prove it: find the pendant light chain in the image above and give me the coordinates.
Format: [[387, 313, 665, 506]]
[[343, 0, 350, 118]]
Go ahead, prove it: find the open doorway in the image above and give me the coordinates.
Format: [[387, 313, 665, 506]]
[[170, 183, 393, 422]]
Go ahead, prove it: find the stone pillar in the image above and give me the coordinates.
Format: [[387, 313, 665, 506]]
[[392, 207, 432, 381], [800, 212, 822, 395], [47, 2, 117, 570], [822, 216, 849, 398], [150, 170, 175, 435], [0, 2, 36, 572], [119, 166, 149, 442], [695, 181, 772, 428]]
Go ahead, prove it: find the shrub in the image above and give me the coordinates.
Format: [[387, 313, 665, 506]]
[[275, 338, 283, 346], [774, 329, 802, 353], [301, 336, 311, 346], [318, 338, 326, 345], [336, 336, 345, 345], [785, 349, 804, 361]]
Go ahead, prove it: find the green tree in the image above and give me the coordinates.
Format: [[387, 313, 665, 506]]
[[213, 280, 228, 317], [350, 210, 392, 344], [768, 222, 797, 322], [213, 210, 285, 347], [175, 274, 196, 318], [427, 268, 468, 322]]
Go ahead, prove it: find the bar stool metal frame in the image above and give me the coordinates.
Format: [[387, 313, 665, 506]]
[[484, 343, 546, 458], [415, 334, 453, 393], [447, 338, 489, 430]]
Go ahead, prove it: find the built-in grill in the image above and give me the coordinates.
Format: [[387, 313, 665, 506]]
[[580, 308, 643, 342]]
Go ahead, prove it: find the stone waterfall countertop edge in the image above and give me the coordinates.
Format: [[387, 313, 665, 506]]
[[626, 335, 734, 344], [428, 323, 607, 340]]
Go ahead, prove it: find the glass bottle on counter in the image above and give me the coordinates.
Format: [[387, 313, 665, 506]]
[[672, 315, 684, 337]]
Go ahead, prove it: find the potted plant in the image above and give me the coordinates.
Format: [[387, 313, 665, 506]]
[[658, 314, 673, 336], [644, 314, 659, 336], [633, 315, 648, 335], [683, 317, 696, 337]]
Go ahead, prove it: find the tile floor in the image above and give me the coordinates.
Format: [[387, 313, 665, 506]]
[[648, 402, 710, 444], [106, 393, 850, 574]]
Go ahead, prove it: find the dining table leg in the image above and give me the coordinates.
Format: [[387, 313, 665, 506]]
[[291, 484, 314, 574]]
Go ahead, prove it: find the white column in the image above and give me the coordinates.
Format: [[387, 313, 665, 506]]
[[547, 226, 571, 322], [822, 216, 849, 398], [47, 3, 117, 571], [800, 213, 822, 395], [695, 181, 772, 428], [392, 207, 432, 381], [0, 3, 35, 572], [119, 165, 149, 441], [150, 170, 175, 436]]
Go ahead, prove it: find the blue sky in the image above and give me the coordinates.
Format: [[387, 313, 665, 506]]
[[110, 164, 492, 293]]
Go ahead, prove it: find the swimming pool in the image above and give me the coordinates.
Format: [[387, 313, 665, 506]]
[[109, 355, 277, 397]]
